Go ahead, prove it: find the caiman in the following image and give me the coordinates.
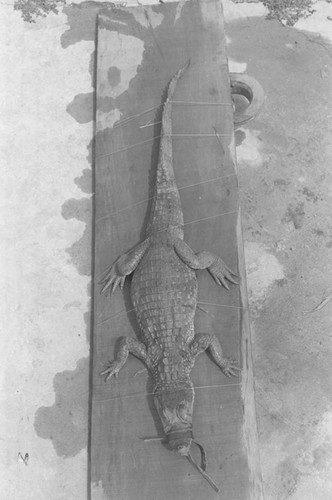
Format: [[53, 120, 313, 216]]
[[100, 60, 239, 492]]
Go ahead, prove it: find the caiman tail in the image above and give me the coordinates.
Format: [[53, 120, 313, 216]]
[[146, 60, 190, 236]]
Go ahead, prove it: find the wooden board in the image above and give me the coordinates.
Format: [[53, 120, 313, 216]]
[[90, 1, 263, 499]]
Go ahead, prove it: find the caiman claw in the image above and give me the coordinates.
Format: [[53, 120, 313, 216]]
[[99, 263, 126, 295], [208, 258, 238, 290], [220, 358, 240, 378], [100, 361, 121, 381]]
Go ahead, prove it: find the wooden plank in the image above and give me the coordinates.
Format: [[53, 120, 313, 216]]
[[90, 1, 263, 499]]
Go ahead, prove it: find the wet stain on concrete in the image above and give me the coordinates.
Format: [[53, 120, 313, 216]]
[[34, 357, 89, 457], [61, 2, 112, 48], [66, 92, 94, 124], [75, 168, 93, 195], [66, 50, 96, 123], [97, 96, 116, 113], [61, 197, 92, 277], [33, 2, 101, 463], [235, 128, 246, 146], [108, 66, 121, 87]]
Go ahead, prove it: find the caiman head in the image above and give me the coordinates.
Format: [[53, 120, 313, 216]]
[[153, 379, 194, 456], [152, 378, 219, 492]]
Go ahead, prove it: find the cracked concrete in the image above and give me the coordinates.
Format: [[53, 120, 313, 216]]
[[1, 0, 331, 498]]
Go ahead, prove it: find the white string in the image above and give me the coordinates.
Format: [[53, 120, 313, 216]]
[[96, 132, 231, 159], [112, 105, 160, 130], [111, 100, 232, 131], [95, 293, 242, 326], [198, 301, 244, 310], [171, 100, 232, 106], [95, 382, 241, 403], [183, 210, 238, 226], [95, 173, 237, 224]]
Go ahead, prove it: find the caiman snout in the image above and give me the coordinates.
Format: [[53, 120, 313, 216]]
[[153, 383, 219, 492], [153, 381, 194, 451], [166, 428, 193, 456]]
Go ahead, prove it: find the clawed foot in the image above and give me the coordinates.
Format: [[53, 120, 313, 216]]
[[99, 262, 126, 295], [208, 258, 238, 290], [100, 360, 121, 381], [220, 359, 241, 378]]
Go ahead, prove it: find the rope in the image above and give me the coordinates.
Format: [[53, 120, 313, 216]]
[[186, 452, 219, 492], [96, 132, 231, 159], [95, 383, 241, 403], [95, 173, 237, 224], [111, 100, 232, 130]]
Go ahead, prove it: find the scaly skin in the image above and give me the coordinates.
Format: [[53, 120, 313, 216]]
[[100, 62, 239, 482]]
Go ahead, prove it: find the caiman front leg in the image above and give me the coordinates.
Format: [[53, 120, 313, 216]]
[[100, 238, 150, 295], [100, 337, 149, 381], [189, 333, 240, 377], [174, 239, 238, 290]]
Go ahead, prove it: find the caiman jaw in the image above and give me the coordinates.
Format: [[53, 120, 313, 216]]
[[166, 428, 193, 456]]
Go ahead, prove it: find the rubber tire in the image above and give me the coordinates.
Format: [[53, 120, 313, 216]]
[[229, 73, 265, 127]]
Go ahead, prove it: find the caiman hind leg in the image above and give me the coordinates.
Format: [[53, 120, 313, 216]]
[[174, 238, 238, 290], [189, 333, 239, 377], [100, 238, 150, 295], [100, 337, 149, 381]]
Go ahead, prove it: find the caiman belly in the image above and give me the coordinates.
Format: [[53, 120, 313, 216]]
[[131, 244, 198, 345]]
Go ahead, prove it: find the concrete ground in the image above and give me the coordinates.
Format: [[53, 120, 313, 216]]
[[224, 3, 332, 498], [1, 0, 331, 498]]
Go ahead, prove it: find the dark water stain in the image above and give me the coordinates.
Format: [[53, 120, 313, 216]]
[[108, 66, 121, 87], [75, 168, 93, 195], [301, 186, 319, 203], [61, 1, 112, 48], [282, 202, 305, 230], [62, 197, 92, 277], [235, 128, 245, 147], [33, 2, 101, 463], [67, 92, 94, 124], [97, 96, 116, 113], [34, 357, 89, 457]]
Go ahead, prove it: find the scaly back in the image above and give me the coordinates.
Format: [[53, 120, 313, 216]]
[[146, 61, 190, 236]]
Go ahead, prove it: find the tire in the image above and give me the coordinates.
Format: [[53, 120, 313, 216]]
[[229, 73, 265, 127]]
